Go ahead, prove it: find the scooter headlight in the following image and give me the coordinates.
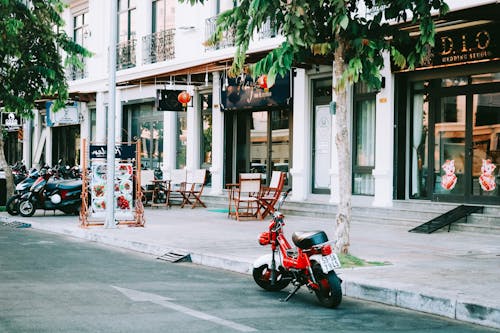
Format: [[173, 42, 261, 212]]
[[50, 194, 62, 204]]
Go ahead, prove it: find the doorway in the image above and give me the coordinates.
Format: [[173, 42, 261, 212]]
[[410, 75, 500, 204], [224, 109, 291, 186]]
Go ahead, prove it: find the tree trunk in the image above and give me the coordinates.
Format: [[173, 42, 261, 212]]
[[0, 131, 15, 199], [333, 38, 352, 254]]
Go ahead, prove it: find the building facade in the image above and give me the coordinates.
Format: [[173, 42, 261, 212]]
[[9, 0, 499, 207]]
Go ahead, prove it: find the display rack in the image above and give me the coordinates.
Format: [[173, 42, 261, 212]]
[[79, 138, 145, 228]]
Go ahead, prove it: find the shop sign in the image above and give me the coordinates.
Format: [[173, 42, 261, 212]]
[[393, 22, 499, 72], [1, 112, 21, 131], [90, 144, 136, 160], [46, 101, 80, 127], [433, 23, 498, 67], [156, 89, 185, 112], [221, 72, 291, 111]]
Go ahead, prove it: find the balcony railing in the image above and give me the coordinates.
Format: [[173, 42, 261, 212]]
[[258, 18, 277, 40], [116, 39, 136, 70], [142, 29, 175, 65], [67, 57, 87, 81], [205, 15, 235, 51]]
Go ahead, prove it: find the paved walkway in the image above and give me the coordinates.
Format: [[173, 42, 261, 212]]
[[1, 206, 499, 329]]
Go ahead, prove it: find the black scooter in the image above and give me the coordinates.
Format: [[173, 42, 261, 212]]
[[17, 168, 82, 217], [6, 168, 39, 216]]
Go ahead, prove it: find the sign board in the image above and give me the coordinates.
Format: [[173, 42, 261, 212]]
[[221, 72, 291, 111], [1, 112, 22, 131], [90, 144, 136, 160], [393, 22, 499, 72], [46, 101, 80, 126], [156, 89, 185, 111]]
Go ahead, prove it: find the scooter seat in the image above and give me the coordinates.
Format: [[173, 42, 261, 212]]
[[292, 231, 328, 249], [56, 179, 82, 190]]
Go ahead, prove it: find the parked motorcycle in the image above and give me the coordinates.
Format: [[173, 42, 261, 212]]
[[11, 161, 28, 185], [253, 189, 343, 308], [5, 168, 39, 216], [17, 168, 82, 217]]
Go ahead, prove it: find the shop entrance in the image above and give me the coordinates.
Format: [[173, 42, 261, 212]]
[[52, 125, 80, 167], [409, 75, 500, 205], [224, 109, 291, 186]]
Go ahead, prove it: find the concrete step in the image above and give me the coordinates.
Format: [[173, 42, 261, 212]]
[[201, 194, 500, 234]]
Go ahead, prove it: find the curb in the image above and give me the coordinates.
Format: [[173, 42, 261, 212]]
[[3, 216, 499, 329]]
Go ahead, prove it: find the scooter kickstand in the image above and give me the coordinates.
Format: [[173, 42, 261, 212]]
[[280, 284, 301, 302]]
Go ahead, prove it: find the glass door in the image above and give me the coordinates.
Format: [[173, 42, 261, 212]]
[[471, 92, 500, 201], [433, 91, 500, 203]]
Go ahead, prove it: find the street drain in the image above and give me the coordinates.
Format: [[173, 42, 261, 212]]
[[157, 251, 191, 263], [0, 221, 31, 228]]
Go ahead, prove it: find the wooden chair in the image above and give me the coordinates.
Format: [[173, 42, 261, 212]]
[[140, 169, 155, 206], [165, 169, 187, 207], [181, 169, 207, 208], [230, 173, 262, 221], [258, 171, 286, 219]]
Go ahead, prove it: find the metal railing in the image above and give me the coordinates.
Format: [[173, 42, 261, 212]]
[[67, 58, 88, 81], [258, 18, 278, 40], [142, 29, 176, 65], [116, 39, 136, 70], [204, 15, 235, 51]]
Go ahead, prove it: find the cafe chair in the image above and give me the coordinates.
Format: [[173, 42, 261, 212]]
[[230, 173, 262, 221], [181, 169, 207, 208]]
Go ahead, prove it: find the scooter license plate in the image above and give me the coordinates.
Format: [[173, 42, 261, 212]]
[[319, 253, 341, 273]]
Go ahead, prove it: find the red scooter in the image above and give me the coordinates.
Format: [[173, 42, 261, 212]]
[[253, 189, 342, 308]]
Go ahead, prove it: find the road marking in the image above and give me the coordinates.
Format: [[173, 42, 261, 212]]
[[112, 286, 257, 332]]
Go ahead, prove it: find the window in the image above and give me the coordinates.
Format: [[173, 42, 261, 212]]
[[70, 11, 88, 80], [353, 83, 376, 195], [152, 0, 175, 33], [118, 0, 136, 42]]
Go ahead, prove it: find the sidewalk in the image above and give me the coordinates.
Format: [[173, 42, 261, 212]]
[[1, 207, 499, 329]]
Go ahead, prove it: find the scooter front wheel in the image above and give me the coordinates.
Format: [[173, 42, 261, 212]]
[[313, 263, 342, 308], [18, 199, 36, 217], [253, 264, 291, 291], [6, 195, 20, 215]]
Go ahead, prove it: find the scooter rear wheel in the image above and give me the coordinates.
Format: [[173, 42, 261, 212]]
[[6, 195, 20, 216], [253, 264, 290, 291], [313, 263, 342, 308], [18, 199, 36, 217]]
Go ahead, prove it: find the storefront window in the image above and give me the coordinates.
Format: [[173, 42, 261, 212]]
[[130, 106, 163, 170], [410, 81, 429, 199], [176, 112, 187, 169], [353, 83, 376, 195]]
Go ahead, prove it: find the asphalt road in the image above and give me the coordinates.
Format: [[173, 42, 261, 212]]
[[0, 224, 497, 333]]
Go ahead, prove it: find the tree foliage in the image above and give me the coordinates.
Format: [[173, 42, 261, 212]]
[[0, 0, 90, 117], [0, 0, 90, 198], [182, 0, 448, 90]]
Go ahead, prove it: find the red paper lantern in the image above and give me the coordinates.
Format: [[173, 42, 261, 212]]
[[177, 91, 191, 107], [257, 75, 268, 89]]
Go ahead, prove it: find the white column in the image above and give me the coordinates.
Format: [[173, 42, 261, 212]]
[[31, 110, 42, 169], [186, 86, 200, 171], [290, 68, 310, 202], [163, 111, 177, 176], [22, 119, 32, 169], [95, 91, 106, 144], [45, 126, 52, 167], [372, 52, 394, 207], [210, 72, 224, 195]]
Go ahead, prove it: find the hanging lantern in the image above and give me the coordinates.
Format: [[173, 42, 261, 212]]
[[257, 74, 274, 91], [257, 75, 268, 89], [177, 91, 191, 107]]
